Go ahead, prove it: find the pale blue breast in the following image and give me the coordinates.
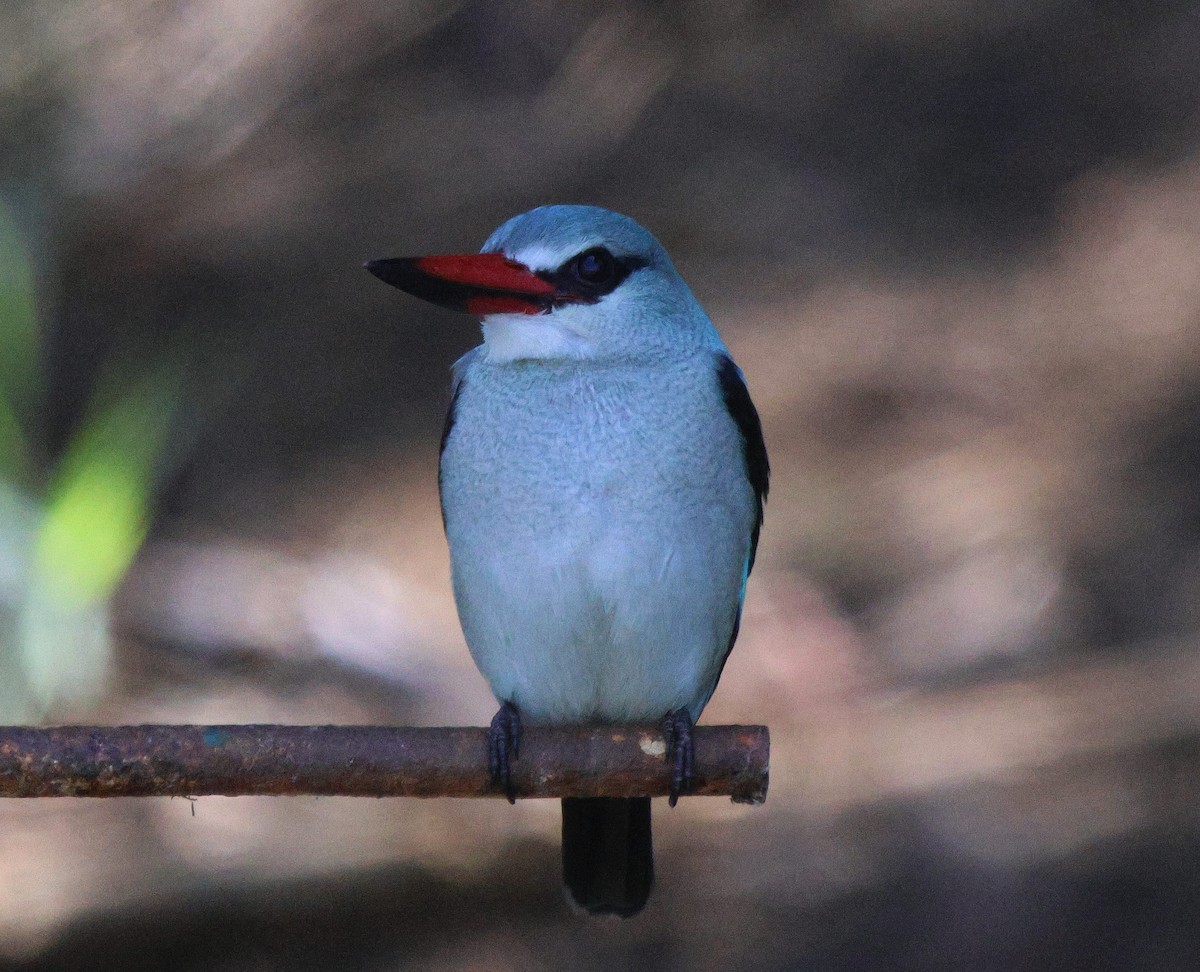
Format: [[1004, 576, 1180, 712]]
[[440, 351, 756, 723]]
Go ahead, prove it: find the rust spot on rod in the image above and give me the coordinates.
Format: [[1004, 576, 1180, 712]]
[[0, 725, 769, 803]]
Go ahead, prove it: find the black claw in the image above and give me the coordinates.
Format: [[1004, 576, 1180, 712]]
[[487, 701, 522, 803], [663, 707, 695, 807]]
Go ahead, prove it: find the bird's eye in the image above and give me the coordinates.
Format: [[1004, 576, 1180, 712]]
[[570, 247, 616, 286]]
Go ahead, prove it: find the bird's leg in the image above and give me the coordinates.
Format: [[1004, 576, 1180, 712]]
[[487, 700, 522, 803], [663, 707, 695, 807]]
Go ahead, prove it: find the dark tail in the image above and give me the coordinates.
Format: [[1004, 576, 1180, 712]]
[[561, 797, 653, 917]]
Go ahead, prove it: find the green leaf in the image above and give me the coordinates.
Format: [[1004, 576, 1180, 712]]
[[33, 361, 183, 605]]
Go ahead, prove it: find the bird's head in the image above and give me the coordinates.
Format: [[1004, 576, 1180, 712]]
[[367, 205, 722, 363]]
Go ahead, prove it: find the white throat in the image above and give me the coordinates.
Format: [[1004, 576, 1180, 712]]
[[481, 315, 597, 363]]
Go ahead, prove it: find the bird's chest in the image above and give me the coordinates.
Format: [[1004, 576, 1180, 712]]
[[441, 366, 721, 547], [438, 360, 752, 721]]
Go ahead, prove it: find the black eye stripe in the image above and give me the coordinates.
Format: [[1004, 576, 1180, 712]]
[[536, 249, 648, 305]]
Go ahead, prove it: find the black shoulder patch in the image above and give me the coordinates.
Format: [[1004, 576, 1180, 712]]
[[708, 353, 770, 701], [437, 374, 466, 527], [716, 354, 769, 572], [439, 374, 465, 458]]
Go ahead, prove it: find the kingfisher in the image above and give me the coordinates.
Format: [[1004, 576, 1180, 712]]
[[367, 205, 768, 917]]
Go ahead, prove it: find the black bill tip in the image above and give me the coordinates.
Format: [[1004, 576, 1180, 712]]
[[364, 257, 420, 289]]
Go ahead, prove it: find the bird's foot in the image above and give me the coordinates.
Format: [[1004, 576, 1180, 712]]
[[487, 701, 522, 803], [663, 707, 695, 807]]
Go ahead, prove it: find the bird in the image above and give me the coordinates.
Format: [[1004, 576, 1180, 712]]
[[366, 205, 768, 917]]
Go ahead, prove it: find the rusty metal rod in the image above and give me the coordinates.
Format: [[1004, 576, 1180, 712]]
[[0, 724, 769, 804]]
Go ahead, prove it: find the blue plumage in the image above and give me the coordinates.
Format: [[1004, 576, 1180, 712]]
[[370, 205, 768, 917]]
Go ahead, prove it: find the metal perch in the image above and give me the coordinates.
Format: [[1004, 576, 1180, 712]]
[[0, 724, 769, 804]]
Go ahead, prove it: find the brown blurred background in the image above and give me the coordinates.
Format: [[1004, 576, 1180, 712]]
[[1, 1, 1199, 968]]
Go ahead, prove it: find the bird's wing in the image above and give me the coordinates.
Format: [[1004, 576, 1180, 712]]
[[716, 353, 769, 571], [438, 348, 480, 524], [710, 353, 770, 693], [440, 348, 480, 459]]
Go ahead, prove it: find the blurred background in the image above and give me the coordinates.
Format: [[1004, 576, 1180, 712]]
[[1, 0, 1199, 968]]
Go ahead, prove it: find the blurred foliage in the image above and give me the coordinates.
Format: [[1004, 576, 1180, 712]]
[[0, 196, 188, 718]]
